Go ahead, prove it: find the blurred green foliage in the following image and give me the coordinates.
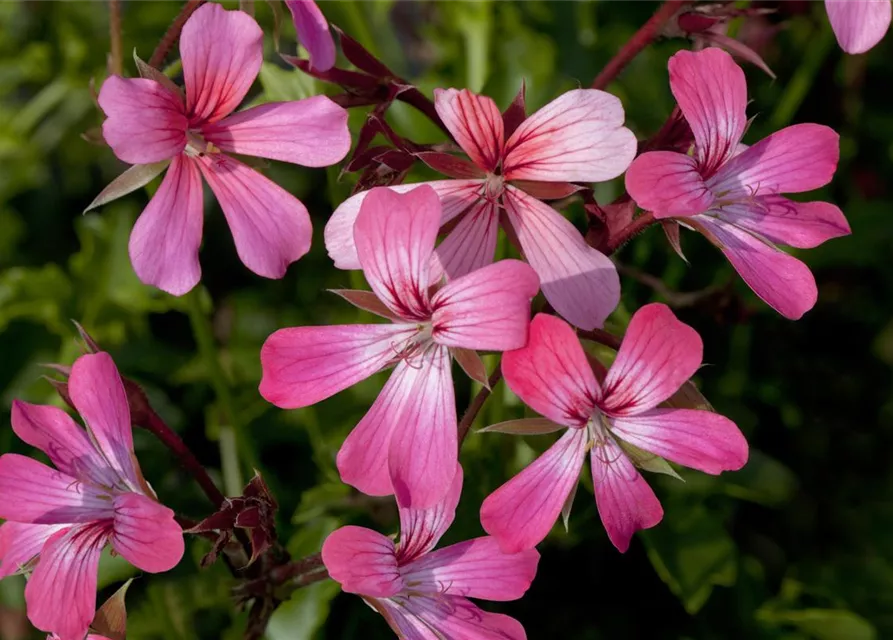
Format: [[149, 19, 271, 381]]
[[1, 1, 892, 639]]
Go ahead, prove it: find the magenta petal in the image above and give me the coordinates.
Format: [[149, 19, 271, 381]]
[[284, 0, 337, 71], [431, 199, 499, 280], [601, 303, 703, 415], [719, 196, 851, 249], [590, 438, 663, 553], [388, 595, 529, 640], [434, 88, 504, 173], [180, 3, 263, 124], [696, 215, 818, 319], [196, 154, 312, 279], [502, 89, 637, 183], [259, 323, 417, 408], [480, 428, 587, 553], [501, 314, 600, 427], [129, 154, 204, 296], [321, 525, 403, 597], [431, 259, 539, 351], [401, 536, 539, 601], [504, 187, 619, 330], [202, 97, 350, 166], [624, 151, 715, 218], [611, 408, 748, 474], [354, 186, 441, 320], [388, 345, 458, 509], [0, 522, 68, 579], [111, 493, 184, 573], [98, 76, 187, 164], [826, 0, 891, 54], [397, 465, 463, 563]]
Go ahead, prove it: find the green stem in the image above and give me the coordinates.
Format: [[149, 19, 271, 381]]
[[769, 22, 835, 130]]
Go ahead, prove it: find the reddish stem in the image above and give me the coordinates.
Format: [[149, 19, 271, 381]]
[[605, 211, 656, 254], [578, 328, 622, 351], [108, 0, 123, 76], [149, 0, 207, 69], [458, 366, 503, 445]]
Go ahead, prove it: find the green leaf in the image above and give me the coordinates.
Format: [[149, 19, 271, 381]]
[[758, 608, 877, 640], [266, 580, 340, 640], [722, 449, 798, 507], [619, 440, 683, 482], [257, 62, 318, 103]]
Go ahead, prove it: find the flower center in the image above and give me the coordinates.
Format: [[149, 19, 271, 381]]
[[389, 324, 435, 368], [184, 130, 220, 158], [483, 173, 505, 201]]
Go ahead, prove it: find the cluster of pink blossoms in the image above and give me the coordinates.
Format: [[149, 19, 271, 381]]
[[0, 0, 868, 638]]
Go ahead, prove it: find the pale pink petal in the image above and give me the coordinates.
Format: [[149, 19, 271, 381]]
[[503, 187, 619, 330], [321, 526, 403, 597], [196, 153, 312, 279], [826, 0, 892, 54], [695, 215, 818, 319], [401, 537, 539, 601], [431, 199, 499, 280], [502, 89, 637, 183], [590, 438, 663, 552], [202, 97, 350, 166], [610, 408, 748, 474], [97, 76, 187, 164], [502, 313, 599, 426], [111, 493, 184, 573], [180, 3, 263, 124], [717, 196, 851, 249], [24, 525, 106, 640], [354, 186, 440, 320], [68, 353, 141, 488], [434, 89, 504, 172], [368, 598, 437, 640], [325, 180, 484, 270], [388, 345, 458, 509], [430, 259, 539, 351], [285, 0, 337, 71], [668, 49, 747, 174], [0, 523, 68, 579], [390, 595, 528, 640], [259, 323, 417, 408], [600, 303, 702, 416], [708, 124, 840, 199], [625, 151, 715, 218], [129, 154, 203, 296], [397, 465, 463, 563], [480, 428, 587, 553]]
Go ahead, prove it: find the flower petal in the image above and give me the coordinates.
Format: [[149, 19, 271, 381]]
[[590, 438, 663, 552], [668, 49, 747, 174], [321, 526, 403, 597], [129, 154, 204, 296], [624, 151, 715, 217], [502, 313, 600, 427], [259, 323, 417, 408], [826, 0, 892, 54], [718, 196, 851, 249], [397, 465, 463, 563], [695, 215, 818, 319], [111, 493, 184, 573], [180, 3, 263, 124], [434, 89, 504, 172], [430, 259, 539, 351], [504, 187, 620, 330], [202, 97, 350, 166], [98, 76, 187, 164], [502, 89, 637, 183], [285, 0, 337, 70], [401, 536, 539, 601], [480, 428, 587, 553], [600, 303, 702, 415], [431, 199, 499, 280], [0, 522, 68, 579], [386, 595, 528, 640], [610, 408, 748, 474], [354, 186, 440, 320], [196, 153, 312, 279], [388, 345, 458, 509]]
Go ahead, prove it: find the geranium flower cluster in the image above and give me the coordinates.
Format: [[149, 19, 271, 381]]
[[1, 1, 868, 638]]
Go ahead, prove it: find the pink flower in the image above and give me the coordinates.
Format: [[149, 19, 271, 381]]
[[260, 185, 539, 508], [284, 0, 337, 71], [0, 353, 184, 640], [96, 3, 351, 295], [625, 48, 850, 320], [324, 87, 637, 330], [322, 466, 539, 639], [480, 306, 748, 553], [826, 0, 891, 54]]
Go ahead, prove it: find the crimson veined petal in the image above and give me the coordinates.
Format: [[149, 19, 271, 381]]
[[322, 525, 404, 597], [434, 88, 504, 173], [111, 493, 184, 573], [284, 0, 337, 71], [826, 0, 892, 54], [625, 151, 715, 218], [430, 198, 500, 281], [715, 196, 851, 250], [0, 522, 69, 579], [380, 594, 529, 640], [397, 465, 464, 563]]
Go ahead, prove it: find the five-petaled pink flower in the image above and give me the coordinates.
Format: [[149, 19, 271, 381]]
[[480, 305, 748, 553], [625, 48, 850, 320], [0, 353, 184, 640], [323, 466, 539, 639], [324, 87, 637, 330], [284, 0, 337, 71], [260, 185, 539, 508], [826, 0, 891, 54], [96, 3, 351, 295]]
